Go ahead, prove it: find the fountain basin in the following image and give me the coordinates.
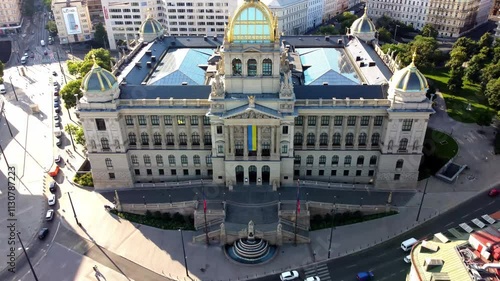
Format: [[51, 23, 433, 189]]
[[225, 238, 277, 264]]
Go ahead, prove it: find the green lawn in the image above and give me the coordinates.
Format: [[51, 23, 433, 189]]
[[423, 68, 496, 123], [419, 128, 459, 180]]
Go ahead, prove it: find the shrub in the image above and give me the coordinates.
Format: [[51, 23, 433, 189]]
[[162, 212, 171, 221], [172, 212, 184, 224], [145, 210, 152, 217]]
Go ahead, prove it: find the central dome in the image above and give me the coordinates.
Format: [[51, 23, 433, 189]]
[[226, 0, 277, 43]]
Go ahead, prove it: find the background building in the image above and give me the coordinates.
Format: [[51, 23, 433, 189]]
[[306, 0, 324, 31], [88, 0, 104, 24], [367, 0, 494, 37], [263, 0, 308, 35], [52, 0, 93, 44], [0, 0, 23, 35]]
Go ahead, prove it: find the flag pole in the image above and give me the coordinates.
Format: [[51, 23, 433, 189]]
[[294, 179, 300, 246], [202, 180, 209, 245]]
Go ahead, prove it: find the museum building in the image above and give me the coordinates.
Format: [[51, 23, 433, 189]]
[[76, 0, 434, 190]]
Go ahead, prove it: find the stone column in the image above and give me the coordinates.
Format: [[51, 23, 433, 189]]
[[354, 116, 360, 149], [275, 125, 280, 155], [199, 116, 205, 150], [244, 126, 248, 160], [302, 119, 308, 150], [257, 126, 262, 158], [271, 126, 276, 156], [328, 115, 334, 150], [173, 116, 179, 149], [224, 125, 229, 155], [230, 126, 235, 155], [315, 116, 320, 150], [340, 115, 347, 150], [186, 116, 192, 150], [146, 117, 153, 150], [160, 115, 166, 150], [367, 116, 374, 149]]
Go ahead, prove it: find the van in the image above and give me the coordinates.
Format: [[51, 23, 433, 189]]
[[41, 40, 45, 46], [0, 84, 5, 94], [401, 238, 418, 251]]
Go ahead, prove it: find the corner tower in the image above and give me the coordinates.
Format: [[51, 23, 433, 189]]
[[348, 7, 376, 43]]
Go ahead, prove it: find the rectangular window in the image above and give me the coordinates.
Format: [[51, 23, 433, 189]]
[[159, 169, 165, 175], [164, 116, 172, 125], [402, 119, 413, 131], [331, 170, 337, 176], [183, 169, 189, 175], [208, 169, 213, 176], [206, 155, 212, 165], [171, 169, 177, 175], [177, 116, 185, 125], [308, 116, 317, 126], [321, 116, 330, 126], [394, 174, 401, 180], [360, 116, 370, 126], [374, 116, 383, 126], [343, 170, 349, 176], [319, 170, 324, 176], [109, 173, 115, 179], [147, 169, 152, 175], [134, 169, 140, 175], [125, 115, 133, 125], [295, 116, 303, 126], [217, 126, 223, 134], [218, 145, 224, 154], [334, 116, 343, 126], [203, 116, 210, 125], [356, 170, 362, 176], [306, 170, 312, 176], [138, 115, 147, 125], [95, 119, 106, 131], [151, 115, 159, 126], [282, 126, 288, 134], [191, 116, 198, 125], [368, 170, 374, 177], [281, 145, 288, 154], [347, 116, 356, 126], [195, 169, 201, 175]]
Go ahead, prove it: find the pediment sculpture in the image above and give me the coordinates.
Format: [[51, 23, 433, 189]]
[[211, 73, 224, 97], [228, 110, 276, 120]]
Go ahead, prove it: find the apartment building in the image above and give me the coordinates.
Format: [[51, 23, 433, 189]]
[[264, 0, 308, 35], [307, 0, 324, 30], [367, 0, 494, 37], [52, 0, 93, 44], [0, 0, 23, 34], [88, 0, 104, 24]]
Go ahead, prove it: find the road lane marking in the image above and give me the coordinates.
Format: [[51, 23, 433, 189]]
[[376, 252, 387, 258], [346, 264, 357, 268], [488, 201, 495, 205], [473, 207, 482, 213], [461, 214, 468, 219], [444, 222, 454, 228]]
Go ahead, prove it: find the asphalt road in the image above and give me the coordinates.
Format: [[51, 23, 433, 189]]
[[253, 189, 499, 281]]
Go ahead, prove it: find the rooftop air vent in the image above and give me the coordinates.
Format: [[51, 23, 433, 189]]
[[135, 62, 141, 67], [356, 56, 362, 61], [213, 36, 217, 41], [141, 82, 147, 85], [369, 62, 376, 67], [146, 50, 152, 56], [323, 82, 329, 86], [360, 62, 365, 67], [325, 36, 330, 41], [182, 82, 188, 85], [204, 35, 208, 41], [337, 39, 343, 44], [362, 82, 368, 85], [151, 56, 156, 61], [146, 61, 152, 68]]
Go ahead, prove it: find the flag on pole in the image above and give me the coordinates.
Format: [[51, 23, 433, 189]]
[[296, 179, 300, 214], [247, 125, 257, 151]]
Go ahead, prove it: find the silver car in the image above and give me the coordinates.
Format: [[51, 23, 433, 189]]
[[45, 209, 54, 221]]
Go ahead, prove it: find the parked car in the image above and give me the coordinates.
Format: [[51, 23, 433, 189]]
[[52, 71, 58, 76], [54, 114, 60, 121], [45, 209, 54, 221], [356, 271, 374, 281], [53, 81, 59, 87], [54, 154, 61, 163], [38, 228, 49, 239], [305, 277, 320, 281], [404, 255, 411, 263], [48, 194, 56, 206], [56, 139, 62, 147], [54, 104, 60, 113], [48, 165, 60, 177], [49, 181, 57, 193], [280, 271, 299, 281], [53, 90, 59, 96], [489, 188, 499, 197]]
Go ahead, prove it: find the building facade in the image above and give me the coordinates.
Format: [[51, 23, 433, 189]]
[[52, 0, 93, 44], [88, 0, 104, 24], [263, 0, 308, 35], [77, 2, 433, 190], [307, 0, 324, 31], [0, 0, 23, 34], [367, 0, 494, 37]]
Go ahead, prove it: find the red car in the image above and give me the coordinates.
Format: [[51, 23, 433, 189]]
[[488, 188, 499, 197]]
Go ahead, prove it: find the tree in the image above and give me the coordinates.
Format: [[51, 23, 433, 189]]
[[478, 33, 494, 50], [420, 24, 438, 38], [316, 25, 339, 35], [376, 15, 393, 29], [94, 23, 109, 49], [337, 12, 358, 33], [484, 77, 500, 108], [66, 61, 82, 76], [45, 21, 58, 35], [377, 27, 392, 42], [409, 35, 441, 68], [22, 0, 34, 16], [446, 46, 467, 69], [84, 48, 112, 71], [452, 37, 477, 59], [60, 79, 83, 109], [465, 52, 487, 84], [0, 61, 4, 78], [480, 62, 500, 91], [447, 67, 464, 93], [65, 123, 86, 146]]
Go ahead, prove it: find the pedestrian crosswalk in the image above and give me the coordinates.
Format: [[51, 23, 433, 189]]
[[304, 263, 331, 281]]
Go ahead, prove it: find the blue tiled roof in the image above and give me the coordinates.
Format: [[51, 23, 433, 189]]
[[148, 48, 213, 86], [297, 48, 360, 85]]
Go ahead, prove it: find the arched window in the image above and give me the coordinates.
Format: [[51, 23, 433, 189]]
[[344, 155, 352, 165], [371, 133, 380, 146], [101, 137, 110, 150], [232, 58, 242, 75], [357, 156, 364, 165], [319, 155, 326, 165], [294, 155, 301, 165], [396, 159, 404, 169], [262, 58, 272, 76], [168, 155, 176, 165], [358, 133, 367, 146], [399, 138, 408, 151], [128, 133, 137, 145], [181, 155, 188, 165], [332, 155, 339, 165], [294, 133, 303, 145], [345, 133, 354, 146], [153, 132, 162, 145], [307, 133, 315, 145], [105, 158, 113, 168], [204, 132, 212, 145], [179, 133, 187, 145], [247, 59, 257, 76], [320, 133, 328, 146], [166, 132, 174, 145], [156, 155, 163, 165], [192, 132, 200, 145], [306, 155, 314, 165], [369, 155, 377, 165], [131, 155, 138, 165], [193, 155, 201, 165], [141, 132, 149, 145], [332, 133, 341, 145], [143, 155, 151, 165]]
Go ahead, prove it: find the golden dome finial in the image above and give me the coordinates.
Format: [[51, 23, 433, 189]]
[[364, 6, 368, 16], [92, 53, 97, 66], [411, 51, 417, 65]]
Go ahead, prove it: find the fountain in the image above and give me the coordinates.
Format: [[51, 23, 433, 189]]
[[225, 221, 278, 264]]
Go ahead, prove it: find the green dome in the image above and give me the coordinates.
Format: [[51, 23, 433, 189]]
[[82, 64, 117, 92], [350, 7, 376, 33], [390, 54, 428, 92], [139, 17, 164, 35]]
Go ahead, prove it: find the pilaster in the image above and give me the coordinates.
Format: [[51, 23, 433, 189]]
[[367, 116, 374, 149], [173, 116, 179, 149], [315, 116, 320, 150], [354, 116, 360, 149], [244, 126, 248, 160], [328, 115, 334, 150], [186, 116, 192, 150], [341, 115, 347, 150], [257, 126, 262, 158]]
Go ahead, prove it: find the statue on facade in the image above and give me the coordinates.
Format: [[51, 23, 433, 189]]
[[218, 54, 225, 75], [248, 95, 255, 108], [248, 220, 255, 239], [114, 139, 121, 150], [211, 73, 224, 97], [280, 70, 293, 97], [280, 51, 289, 74]]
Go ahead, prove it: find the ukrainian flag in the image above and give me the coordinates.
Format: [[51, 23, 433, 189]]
[[247, 125, 257, 151]]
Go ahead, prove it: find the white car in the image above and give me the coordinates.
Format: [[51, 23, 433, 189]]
[[45, 209, 54, 221], [280, 271, 299, 281], [404, 255, 411, 264], [48, 194, 56, 206], [305, 277, 320, 281]]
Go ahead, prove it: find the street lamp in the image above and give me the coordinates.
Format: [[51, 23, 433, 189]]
[[17, 232, 39, 281], [394, 24, 400, 42], [8, 76, 18, 101], [179, 228, 189, 277], [327, 195, 337, 259], [416, 178, 429, 221], [2, 109, 14, 137], [67, 192, 81, 226]]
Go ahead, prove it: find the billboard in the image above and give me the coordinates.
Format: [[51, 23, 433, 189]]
[[62, 7, 82, 35]]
